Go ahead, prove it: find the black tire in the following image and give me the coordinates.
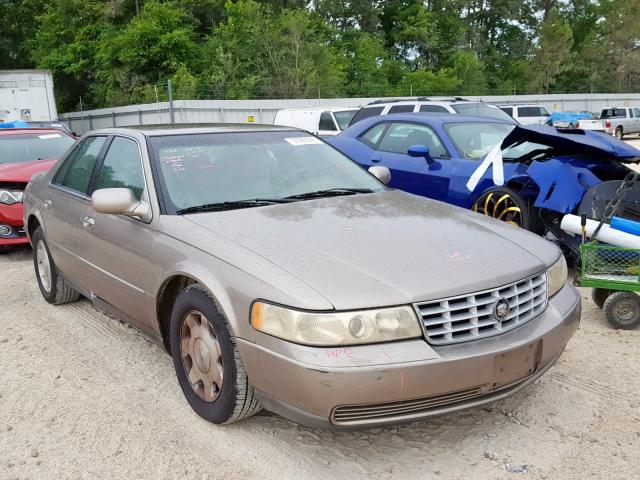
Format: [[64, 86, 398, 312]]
[[0, 245, 8, 254], [471, 187, 543, 234], [615, 127, 623, 140], [603, 291, 640, 330], [170, 284, 261, 424], [32, 227, 80, 305], [591, 288, 611, 309]]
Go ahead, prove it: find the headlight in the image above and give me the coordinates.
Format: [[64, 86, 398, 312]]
[[251, 302, 423, 346], [0, 190, 24, 205], [547, 256, 568, 297]]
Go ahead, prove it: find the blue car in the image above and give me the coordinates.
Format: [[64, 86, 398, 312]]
[[326, 113, 640, 252]]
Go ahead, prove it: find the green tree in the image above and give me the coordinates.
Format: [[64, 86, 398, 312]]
[[529, 7, 574, 93]]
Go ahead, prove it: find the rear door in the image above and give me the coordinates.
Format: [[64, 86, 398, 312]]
[[44, 135, 108, 280], [77, 135, 160, 330]]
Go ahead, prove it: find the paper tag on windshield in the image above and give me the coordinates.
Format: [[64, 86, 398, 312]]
[[38, 133, 62, 139], [285, 136, 323, 146]]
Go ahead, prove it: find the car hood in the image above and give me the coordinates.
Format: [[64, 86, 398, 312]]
[[184, 191, 559, 310], [502, 124, 640, 161], [0, 159, 57, 182]]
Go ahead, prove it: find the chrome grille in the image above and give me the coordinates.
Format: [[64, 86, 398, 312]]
[[332, 386, 485, 425], [415, 273, 547, 345]]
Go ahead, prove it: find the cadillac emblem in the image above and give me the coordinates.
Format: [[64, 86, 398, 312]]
[[493, 298, 510, 321]]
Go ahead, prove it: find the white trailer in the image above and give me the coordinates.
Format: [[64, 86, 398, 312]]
[[0, 70, 57, 124]]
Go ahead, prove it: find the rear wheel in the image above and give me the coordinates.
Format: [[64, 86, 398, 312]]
[[471, 187, 542, 233], [32, 227, 80, 305], [170, 285, 261, 424], [603, 291, 640, 329], [615, 127, 623, 140]]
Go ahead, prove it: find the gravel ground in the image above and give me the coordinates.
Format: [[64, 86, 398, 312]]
[[1, 247, 639, 480], [2, 137, 640, 479]]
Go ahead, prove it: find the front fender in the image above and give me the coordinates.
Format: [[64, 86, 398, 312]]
[[527, 159, 601, 214]]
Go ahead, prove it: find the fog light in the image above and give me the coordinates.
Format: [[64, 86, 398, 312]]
[[0, 225, 12, 236]]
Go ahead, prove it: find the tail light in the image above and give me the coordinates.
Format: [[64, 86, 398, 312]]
[[606, 120, 611, 128], [576, 121, 580, 128]]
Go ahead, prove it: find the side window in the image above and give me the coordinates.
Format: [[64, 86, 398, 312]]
[[359, 122, 388, 147], [378, 123, 448, 158], [95, 137, 145, 200], [419, 105, 449, 113], [349, 106, 384, 125], [500, 107, 513, 116], [634, 108, 640, 118], [54, 136, 106, 195], [388, 104, 416, 114], [318, 112, 338, 131]]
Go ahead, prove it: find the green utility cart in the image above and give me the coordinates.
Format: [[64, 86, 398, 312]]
[[580, 241, 640, 329]]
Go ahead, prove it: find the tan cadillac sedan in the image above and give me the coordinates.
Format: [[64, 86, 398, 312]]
[[23, 125, 580, 428]]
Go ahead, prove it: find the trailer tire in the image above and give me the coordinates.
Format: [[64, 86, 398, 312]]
[[603, 291, 640, 329]]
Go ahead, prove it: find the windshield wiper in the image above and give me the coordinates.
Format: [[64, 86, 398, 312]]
[[283, 188, 375, 200], [176, 198, 291, 214]]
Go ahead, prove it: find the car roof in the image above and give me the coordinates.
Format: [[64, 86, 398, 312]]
[[278, 107, 359, 112], [359, 113, 515, 125], [497, 104, 548, 108], [0, 128, 70, 136], [86, 123, 303, 137]]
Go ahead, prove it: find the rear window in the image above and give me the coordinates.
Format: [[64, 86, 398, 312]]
[[388, 104, 416, 114], [419, 105, 449, 113], [333, 110, 357, 130], [451, 103, 514, 122], [349, 106, 384, 126], [601, 108, 627, 119], [0, 132, 75, 164], [518, 106, 549, 117]]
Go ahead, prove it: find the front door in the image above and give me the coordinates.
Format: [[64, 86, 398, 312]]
[[77, 135, 160, 332], [372, 122, 452, 201]]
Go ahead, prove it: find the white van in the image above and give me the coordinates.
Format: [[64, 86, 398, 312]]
[[498, 104, 550, 125], [273, 108, 359, 136]]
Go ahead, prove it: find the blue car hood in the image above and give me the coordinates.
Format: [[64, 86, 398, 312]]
[[502, 124, 640, 162]]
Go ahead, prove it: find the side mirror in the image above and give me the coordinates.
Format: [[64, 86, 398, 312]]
[[408, 144, 434, 165], [368, 165, 391, 185], [92, 188, 152, 221]]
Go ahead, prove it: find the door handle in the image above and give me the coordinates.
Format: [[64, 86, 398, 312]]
[[81, 216, 95, 229], [43, 199, 52, 209], [371, 158, 382, 163]]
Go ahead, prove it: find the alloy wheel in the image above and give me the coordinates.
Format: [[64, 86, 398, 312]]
[[472, 192, 523, 227], [180, 310, 224, 402], [36, 240, 52, 293]]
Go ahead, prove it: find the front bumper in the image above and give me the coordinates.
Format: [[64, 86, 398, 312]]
[[237, 283, 581, 429], [0, 203, 28, 246]]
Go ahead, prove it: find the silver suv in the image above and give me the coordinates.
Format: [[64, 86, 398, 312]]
[[349, 97, 514, 125]]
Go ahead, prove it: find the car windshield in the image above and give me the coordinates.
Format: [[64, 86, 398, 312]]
[[451, 103, 515, 122], [149, 131, 385, 213], [445, 122, 550, 161], [0, 132, 75, 164], [333, 110, 357, 130]]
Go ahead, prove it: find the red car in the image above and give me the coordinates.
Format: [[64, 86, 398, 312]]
[[0, 128, 76, 252]]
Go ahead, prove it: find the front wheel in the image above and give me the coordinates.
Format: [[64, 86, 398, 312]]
[[603, 291, 640, 329], [170, 285, 261, 424], [471, 187, 542, 233]]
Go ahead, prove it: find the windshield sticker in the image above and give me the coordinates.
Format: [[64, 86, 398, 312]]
[[38, 133, 62, 139], [284, 136, 323, 146]]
